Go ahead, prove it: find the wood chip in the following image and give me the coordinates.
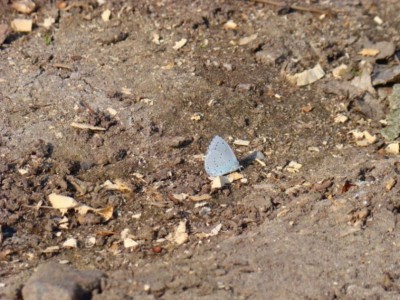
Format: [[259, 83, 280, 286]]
[[288, 64, 325, 86], [70, 122, 106, 131], [386, 177, 397, 191], [11, 19, 33, 32], [358, 48, 380, 57], [173, 38, 187, 50], [189, 194, 212, 202], [211, 176, 230, 189], [42, 246, 60, 253], [285, 161, 302, 173], [226, 172, 244, 183], [233, 139, 250, 146]]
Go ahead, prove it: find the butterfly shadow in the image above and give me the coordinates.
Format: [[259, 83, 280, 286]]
[[238, 151, 265, 170]]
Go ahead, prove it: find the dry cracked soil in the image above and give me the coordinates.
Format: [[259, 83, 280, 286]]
[[1, 0, 400, 299]]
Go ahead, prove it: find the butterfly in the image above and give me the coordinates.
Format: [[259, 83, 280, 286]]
[[204, 136, 241, 177]]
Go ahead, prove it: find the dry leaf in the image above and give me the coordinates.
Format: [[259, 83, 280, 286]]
[[70, 122, 106, 131], [341, 180, 356, 194], [94, 206, 113, 221], [173, 38, 187, 50], [189, 194, 212, 202], [358, 48, 380, 57], [11, 19, 33, 32], [102, 179, 133, 193], [48, 193, 79, 215]]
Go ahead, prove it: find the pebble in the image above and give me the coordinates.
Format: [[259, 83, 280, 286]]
[[22, 262, 104, 300]]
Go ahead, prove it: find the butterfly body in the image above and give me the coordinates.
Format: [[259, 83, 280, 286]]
[[204, 136, 240, 177]]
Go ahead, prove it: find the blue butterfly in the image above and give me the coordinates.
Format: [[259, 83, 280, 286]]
[[204, 136, 241, 177]]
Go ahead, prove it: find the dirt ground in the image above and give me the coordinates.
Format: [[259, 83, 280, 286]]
[[1, 0, 400, 299]]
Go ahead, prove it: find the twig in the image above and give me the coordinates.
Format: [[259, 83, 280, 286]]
[[250, 0, 343, 16]]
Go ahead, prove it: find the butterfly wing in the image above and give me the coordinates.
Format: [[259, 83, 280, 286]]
[[204, 136, 240, 177]]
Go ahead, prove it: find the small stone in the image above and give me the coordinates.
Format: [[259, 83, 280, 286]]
[[374, 16, 383, 25], [223, 20, 237, 30], [101, 9, 111, 22], [372, 65, 400, 86], [22, 262, 104, 300], [332, 64, 348, 79]]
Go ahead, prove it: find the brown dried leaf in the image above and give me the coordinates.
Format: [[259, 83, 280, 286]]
[[96, 231, 116, 237], [94, 206, 113, 221], [341, 180, 356, 194], [102, 179, 133, 193]]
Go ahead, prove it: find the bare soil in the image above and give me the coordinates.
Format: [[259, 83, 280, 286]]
[[1, 0, 400, 299]]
